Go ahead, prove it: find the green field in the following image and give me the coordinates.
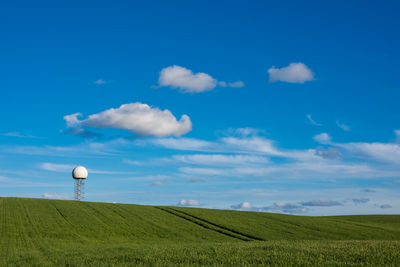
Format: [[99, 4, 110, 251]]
[[1, 197, 399, 266]]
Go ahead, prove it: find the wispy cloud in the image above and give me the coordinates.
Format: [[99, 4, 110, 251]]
[[336, 120, 350, 131], [352, 198, 369, 205], [39, 162, 128, 175], [231, 201, 308, 214], [336, 142, 400, 164], [173, 154, 269, 166], [306, 114, 323, 126], [0, 140, 120, 158], [94, 79, 106, 85], [151, 181, 168, 186], [314, 146, 341, 159], [218, 81, 245, 88], [146, 129, 400, 180], [42, 193, 69, 200], [395, 130, 400, 142], [300, 200, 342, 207], [3, 132, 40, 138]]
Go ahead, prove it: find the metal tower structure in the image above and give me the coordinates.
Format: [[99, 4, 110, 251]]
[[72, 166, 88, 201], [74, 178, 85, 201]]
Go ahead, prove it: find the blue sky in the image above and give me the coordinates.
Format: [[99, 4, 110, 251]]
[[1, 0, 400, 215]]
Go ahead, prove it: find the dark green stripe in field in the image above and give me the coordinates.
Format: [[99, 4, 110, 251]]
[[1, 197, 400, 266]]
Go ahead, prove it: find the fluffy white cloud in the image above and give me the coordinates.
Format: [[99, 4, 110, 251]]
[[64, 113, 82, 127], [268, 63, 314, 83], [158, 65, 244, 93], [380, 204, 392, 209], [178, 199, 200, 206], [313, 133, 331, 144], [159, 65, 218, 93], [64, 103, 192, 137]]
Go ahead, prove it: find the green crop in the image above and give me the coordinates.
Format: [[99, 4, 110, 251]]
[[1, 197, 399, 266]]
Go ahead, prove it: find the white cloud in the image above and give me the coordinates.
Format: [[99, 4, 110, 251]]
[[313, 133, 332, 144], [173, 154, 269, 166], [40, 162, 75, 172], [3, 132, 39, 138], [159, 65, 218, 93], [263, 202, 308, 214], [300, 200, 342, 207], [380, 204, 392, 209], [231, 202, 252, 210], [151, 181, 168, 186], [64, 113, 82, 127], [144, 128, 400, 179], [306, 114, 322, 126], [179, 167, 223, 176], [314, 146, 341, 159], [158, 65, 244, 93], [218, 81, 245, 88], [221, 136, 284, 156], [230, 201, 307, 214], [268, 63, 314, 83], [65, 102, 192, 137], [149, 137, 213, 151], [227, 127, 262, 137], [147, 133, 286, 157], [228, 81, 245, 88], [39, 162, 127, 175], [218, 81, 227, 87], [178, 199, 200, 206], [395, 130, 400, 142], [336, 120, 350, 131], [352, 198, 369, 205], [337, 142, 400, 164], [94, 79, 106, 85], [42, 193, 68, 200], [0, 139, 121, 158]]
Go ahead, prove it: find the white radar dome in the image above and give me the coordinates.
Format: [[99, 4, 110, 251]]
[[72, 166, 88, 179]]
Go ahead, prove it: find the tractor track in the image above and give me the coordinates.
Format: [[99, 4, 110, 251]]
[[155, 206, 264, 241]]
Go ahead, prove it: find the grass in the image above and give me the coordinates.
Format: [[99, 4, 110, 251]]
[[1, 197, 399, 266]]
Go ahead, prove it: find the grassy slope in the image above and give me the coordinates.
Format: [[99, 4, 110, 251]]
[[1, 197, 400, 266]]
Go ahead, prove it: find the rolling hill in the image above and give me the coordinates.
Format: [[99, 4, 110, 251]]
[[1, 197, 399, 266]]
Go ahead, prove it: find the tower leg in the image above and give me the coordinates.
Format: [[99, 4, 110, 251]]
[[74, 179, 85, 201]]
